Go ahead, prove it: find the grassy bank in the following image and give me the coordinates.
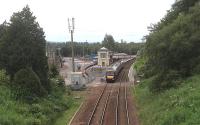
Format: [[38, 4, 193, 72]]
[[54, 91, 85, 125], [134, 74, 200, 125], [0, 70, 83, 125]]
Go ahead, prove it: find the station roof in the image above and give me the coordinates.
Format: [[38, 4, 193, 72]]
[[98, 47, 108, 51], [113, 53, 127, 56]]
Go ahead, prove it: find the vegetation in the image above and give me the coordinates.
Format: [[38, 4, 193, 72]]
[[0, 6, 50, 92], [133, 0, 200, 124], [54, 37, 144, 57], [13, 67, 46, 100], [0, 6, 79, 125], [134, 74, 200, 125], [102, 34, 116, 51], [54, 91, 85, 125], [0, 69, 69, 125], [49, 64, 59, 78], [143, 0, 200, 91]]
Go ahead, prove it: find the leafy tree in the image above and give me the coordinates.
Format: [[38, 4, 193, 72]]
[[0, 6, 50, 91], [49, 64, 59, 78], [13, 67, 46, 99], [102, 34, 115, 51], [144, 2, 200, 91]]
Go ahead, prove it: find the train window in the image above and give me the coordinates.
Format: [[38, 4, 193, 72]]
[[106, 71, 114, 76], [100, 53, 106, 58]]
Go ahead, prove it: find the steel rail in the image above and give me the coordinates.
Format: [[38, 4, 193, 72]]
[[115, 71, 125, 125], [99, 85, 112, 125], [125, 77, 130, 125], [87, 84, 107, 125], [124, 66, 131, 125]]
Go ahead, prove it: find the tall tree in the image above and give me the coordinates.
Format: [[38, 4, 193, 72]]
[[0, 6, 50, 91], [0, 22, 8, 69], [144, 1, 200, 91], [102, 34, 115, 51]]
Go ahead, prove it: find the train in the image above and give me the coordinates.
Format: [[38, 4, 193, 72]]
[[105, 58, 133, 83]]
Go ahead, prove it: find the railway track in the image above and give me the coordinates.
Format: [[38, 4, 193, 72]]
[[116, 71, 130, 125], [70, 58, 136, 125], [90, 59, 133, 125], [87, 83, 108, 125]]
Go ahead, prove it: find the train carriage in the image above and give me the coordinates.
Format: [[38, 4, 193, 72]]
[[105, 58, 134, 83]]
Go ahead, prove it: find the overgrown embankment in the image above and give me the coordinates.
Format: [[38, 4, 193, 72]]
[[133, 54, 200, 124], [133, 1, 200, 124], [0, 70, 71, 125], [134, 73, 200, 125]]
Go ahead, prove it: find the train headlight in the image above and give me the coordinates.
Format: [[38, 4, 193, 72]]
[[107, 76, 114, 79]]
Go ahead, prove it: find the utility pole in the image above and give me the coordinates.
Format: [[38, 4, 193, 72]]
[[83, 40, 87, 71], [68, 17, 75, 72]]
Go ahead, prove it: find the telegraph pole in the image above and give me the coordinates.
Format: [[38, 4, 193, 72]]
[[68, 18, 75, 72], [83, 40, 87, 71]]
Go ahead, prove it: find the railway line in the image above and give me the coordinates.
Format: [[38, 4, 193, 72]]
[[70, 58, 138, 125]]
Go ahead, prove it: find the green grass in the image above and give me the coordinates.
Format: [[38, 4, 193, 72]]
[[0, 84, 69, 125], [54, 91, 85, 125], [133, 56, 146, 74], [134, 74, 200, 125], [0, 70, 82, 125]]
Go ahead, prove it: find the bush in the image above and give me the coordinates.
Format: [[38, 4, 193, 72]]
[[49, 64, 59, 78], [50, 76, 66, 95], [149, 70, 181, 92], [0, 69, 10, 85], [13, 67, 47, 100]]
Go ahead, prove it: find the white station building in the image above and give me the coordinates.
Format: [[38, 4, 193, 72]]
[[97, 47, 112, 67]]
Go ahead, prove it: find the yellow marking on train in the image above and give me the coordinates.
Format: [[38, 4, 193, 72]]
[[107, 76, 114, 79]]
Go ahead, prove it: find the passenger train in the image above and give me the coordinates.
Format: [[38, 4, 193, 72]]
[[105, 58, 133, 83]]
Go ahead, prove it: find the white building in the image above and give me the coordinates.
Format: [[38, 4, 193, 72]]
[[97, 47, 111, 66]]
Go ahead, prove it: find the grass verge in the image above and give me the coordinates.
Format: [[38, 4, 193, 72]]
[[0, 69, 84, 125], [134, 74, 200, 125], [53, 90, 85, 125]]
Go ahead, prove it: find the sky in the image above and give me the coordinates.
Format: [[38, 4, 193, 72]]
[[0, 0, 175, 43]]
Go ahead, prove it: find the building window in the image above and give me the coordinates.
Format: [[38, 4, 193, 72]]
[[100, 53, 106, 58], [102, 62, 105, 66]]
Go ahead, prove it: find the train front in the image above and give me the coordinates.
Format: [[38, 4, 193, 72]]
[[106, 69, 115, 83]]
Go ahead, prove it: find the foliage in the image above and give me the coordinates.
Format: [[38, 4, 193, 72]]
[[135, 74, 200, 125], [54, 91, 84, 125], [0, 6, 50, 91], [144, 1, 200, 91], [57, 40, 144, 57], [13, 67, 46, 100], [60, 41, 102, 57], [134, 56, 146, 76], [102, 34, 116, 51], [0, 69, 10, 85], [0, 73, 69, 125], [50, 76, 66, 94], [49, 64, 59, 78], [115, 41, 144, 55]]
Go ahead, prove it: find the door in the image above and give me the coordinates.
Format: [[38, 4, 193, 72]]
[[102, 62, 105, 66]]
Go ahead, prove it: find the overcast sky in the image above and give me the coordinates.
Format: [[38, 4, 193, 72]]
[[0, 0, 175, 42]]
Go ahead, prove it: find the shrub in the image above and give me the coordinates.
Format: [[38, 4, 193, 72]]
[[49, 64, 59, 78], [13, 67, 47, 100], [0, 69, 10, 85], [149, 70, 181, 92]]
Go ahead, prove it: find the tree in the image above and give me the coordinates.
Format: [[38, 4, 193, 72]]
[[0, 6, 50, 91], [13, 67, 46, 99], [102, 34, 115, 51], [144, 2, 200, 91]]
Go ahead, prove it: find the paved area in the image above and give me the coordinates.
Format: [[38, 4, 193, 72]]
[[59, 57, 94, 85]]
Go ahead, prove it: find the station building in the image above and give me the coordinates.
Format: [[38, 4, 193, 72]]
[[97, 47, 112, 67]]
